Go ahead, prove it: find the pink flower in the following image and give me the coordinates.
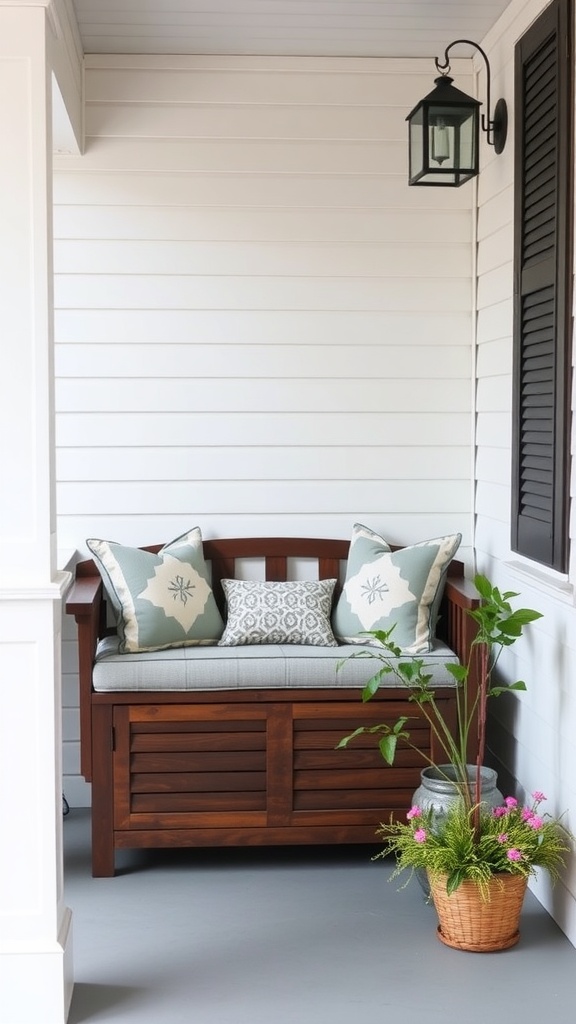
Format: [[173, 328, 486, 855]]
[[497, 833, 509, 843], [527, 815, 543, 830], [521, 807, 534, 821], [505, 796, 518, 809], [414, 828, 427, 843], [532, 791, 547, 802], [407, 805, 422, 820], [507, 848, 523, 861], [492, 806, 507, 818]]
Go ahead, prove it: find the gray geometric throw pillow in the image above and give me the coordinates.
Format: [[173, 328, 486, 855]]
[[218, 579, 338, 646]]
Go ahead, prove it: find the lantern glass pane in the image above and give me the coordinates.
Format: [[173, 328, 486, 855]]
[[458, 112, 477, 168], [409, 108, 424, 180]]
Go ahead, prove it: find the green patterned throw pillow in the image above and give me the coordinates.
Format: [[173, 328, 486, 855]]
[[87, 527, 224, 653], [332, 523, 461, 653], [218, 579, 338, 646]]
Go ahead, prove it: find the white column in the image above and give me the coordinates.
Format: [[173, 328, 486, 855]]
[[0, 5, 73, 1021]]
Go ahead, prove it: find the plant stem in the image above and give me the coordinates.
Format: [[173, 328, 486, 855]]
[[473, 642, 489, 840]]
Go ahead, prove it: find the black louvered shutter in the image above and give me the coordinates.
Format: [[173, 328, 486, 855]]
[[511, 0, 572, 570]]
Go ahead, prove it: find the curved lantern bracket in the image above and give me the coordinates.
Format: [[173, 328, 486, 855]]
[[435, 39, 507, 154]]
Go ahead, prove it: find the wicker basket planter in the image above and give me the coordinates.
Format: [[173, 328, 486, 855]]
[[428, 872, 528, 952]]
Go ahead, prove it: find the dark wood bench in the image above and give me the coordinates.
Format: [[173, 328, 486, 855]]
[[66, 536, 480, 876]]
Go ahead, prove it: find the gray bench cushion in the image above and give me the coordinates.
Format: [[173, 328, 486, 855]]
[[92, 635, 460, 692]]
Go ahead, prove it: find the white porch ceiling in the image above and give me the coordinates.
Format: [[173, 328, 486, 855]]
[[71, 0, 514, 59]]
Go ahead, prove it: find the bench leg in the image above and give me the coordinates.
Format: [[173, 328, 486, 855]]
[[91, 811, 115, 877], [91, 703, 115, 877]]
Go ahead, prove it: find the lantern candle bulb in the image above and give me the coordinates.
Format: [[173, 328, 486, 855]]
[[431, 120, 450, 165]]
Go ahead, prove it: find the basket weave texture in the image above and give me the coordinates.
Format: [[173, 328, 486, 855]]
[[429, 872, 528, 952]]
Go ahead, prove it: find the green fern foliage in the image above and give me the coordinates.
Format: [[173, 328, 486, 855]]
[[377, 792, 572, 898]]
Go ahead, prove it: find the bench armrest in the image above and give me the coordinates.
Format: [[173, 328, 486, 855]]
[[66, 574, 102, 615], [444, 576, 482, 610], [66, 575, 103, 781]]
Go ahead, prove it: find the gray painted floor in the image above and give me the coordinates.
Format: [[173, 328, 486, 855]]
[[64, 808, 575, 1024]]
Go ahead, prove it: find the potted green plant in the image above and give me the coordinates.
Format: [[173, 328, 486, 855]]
[[381, 790, 571, 950], [338, 574, 542, 818], [338, 575, 573, 949]]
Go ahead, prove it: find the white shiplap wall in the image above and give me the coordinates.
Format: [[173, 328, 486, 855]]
[[53, 54, 476, 805], [477, 0, 576, 944]]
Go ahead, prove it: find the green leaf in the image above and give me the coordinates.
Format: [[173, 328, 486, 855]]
[[446, 662, 469, 683], [379, 734, 398, 765], [362, 677, 380, 702], [511, 608, 543, 624], [392, 716, 410, 734], [336, 727, 366, 749], [490, 680, 527, 697], [361, 665, 396, 702], [473, 574, 490, 597], [446, 869, 465, 895], [499, 620, 524, 636]]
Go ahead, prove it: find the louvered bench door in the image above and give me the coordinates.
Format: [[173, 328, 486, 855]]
[[290, 701, 427, 828], [112, 703, 294, 835]]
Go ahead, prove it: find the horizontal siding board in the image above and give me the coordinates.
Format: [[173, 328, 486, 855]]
[[84, 102, 410, 140], [62, 675, 79, 709], [475, 481, 511, 523], [476, 299, 513, 343], [475, 446, 510, 486], [53, 240, 472, 278], [62, 741, 80, 776], [476, 165, 514, 214], [54, 274, 472, 312], [61, 640, 79, 674], [56, 411, 472, 448], [476, 338, 513, 377], [477, 224, 514, 276], [55, 378, 471, 413], [56, 137, 410, 174], [477, 186, 513, 241], [475, 411, 512, 449], [55, 343, 470, 378], [63, 708, 80, 742], [476, 263, 514, 309], [55, 309, 472, 346], [56, 445, 471, 482], [476, 375, 513, 413], [58, 479, 470, 516], [52, 171, 472, 211], [53, 206, 472, 244]]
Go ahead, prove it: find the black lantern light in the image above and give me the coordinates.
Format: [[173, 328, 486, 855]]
[[406, 39, 507, 187]]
